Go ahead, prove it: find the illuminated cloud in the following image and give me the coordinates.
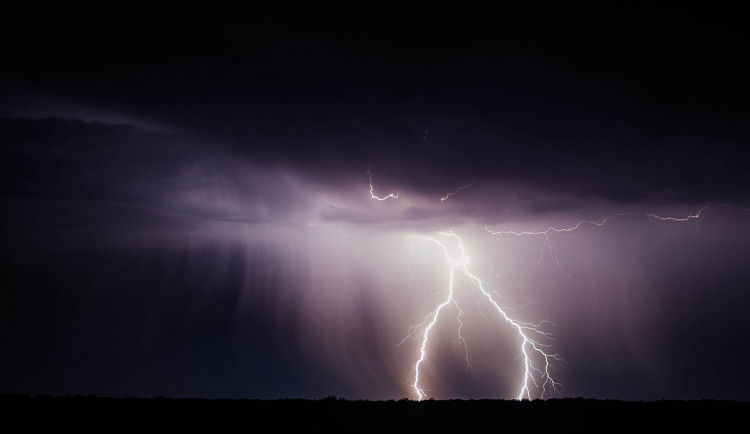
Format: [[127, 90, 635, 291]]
[[2, 4, 750, 401]]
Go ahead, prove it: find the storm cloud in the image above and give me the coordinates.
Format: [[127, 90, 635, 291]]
[[2, 4, 750, 400]]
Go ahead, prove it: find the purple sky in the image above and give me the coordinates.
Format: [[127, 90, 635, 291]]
[[2, 4, 750, 400]]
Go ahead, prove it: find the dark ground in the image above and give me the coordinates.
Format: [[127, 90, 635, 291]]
[[2, 394, 746, 430]]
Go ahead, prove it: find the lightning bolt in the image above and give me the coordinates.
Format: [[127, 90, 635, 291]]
[[407, 231, 560, 401], [367, 169, 747, 401], [485, 212, 633, 273], [646, 205, 710, 221], [367, 169, 400, 201], [646, 203, 750, 222], [440, 178, 476, 202]]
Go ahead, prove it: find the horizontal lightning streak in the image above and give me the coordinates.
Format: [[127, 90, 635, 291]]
[[484, 212, 633, 273], [440, 178, 476, 202], [484, 212, 634, 237], [647, 205, 710, 221], [367, 169, 399, 201]]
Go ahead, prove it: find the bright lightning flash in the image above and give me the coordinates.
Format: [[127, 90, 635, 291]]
[[366, 171, 745, 401], [647, 205, 710, 221], [485, 213, 633, 273], [367, 169, 400, 201], [440, 178, 476, 202], [406, 231, 560, 401]]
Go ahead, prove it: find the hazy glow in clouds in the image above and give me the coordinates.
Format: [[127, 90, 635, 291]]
[[4, 6, 750, 401], [136, 156, 750, 400], [2, 118, 749, 400], [178, 160, 746, 400], [163, 162, 566, 399]]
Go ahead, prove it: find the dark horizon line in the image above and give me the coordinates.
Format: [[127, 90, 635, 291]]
[[2, 393, 747, 403]]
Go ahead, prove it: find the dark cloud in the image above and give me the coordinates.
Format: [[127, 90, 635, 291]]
[[3, 4, 749, 207], [2, 4, 750, 401], [0, 118, 184, 201]]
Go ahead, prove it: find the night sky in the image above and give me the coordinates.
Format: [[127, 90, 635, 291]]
[[2, 4, 750, 401]]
